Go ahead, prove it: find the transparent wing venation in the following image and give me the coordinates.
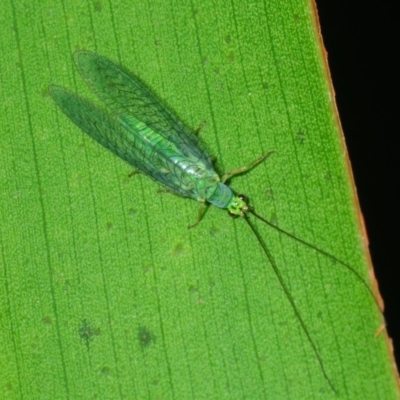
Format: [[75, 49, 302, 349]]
[[49, 85, 199, 197], [74, 51, 212, 165]]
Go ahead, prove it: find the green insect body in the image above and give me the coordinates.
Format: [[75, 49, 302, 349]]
[[50, 52, 265, 224], [50, 51, 377, 393]]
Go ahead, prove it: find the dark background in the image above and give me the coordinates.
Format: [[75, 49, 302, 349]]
[[317, 3, 399, 368]]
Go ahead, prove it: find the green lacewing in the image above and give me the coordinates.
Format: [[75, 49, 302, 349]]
[[49, 51, 377, 393]]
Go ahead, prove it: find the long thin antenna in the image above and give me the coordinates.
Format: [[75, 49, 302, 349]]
[[243, 215, 337, 394], [249, 210, 380, 310]]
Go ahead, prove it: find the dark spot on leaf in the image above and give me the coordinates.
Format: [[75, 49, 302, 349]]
[[79, 319, 100, 349], [138, 326, 156, 348]]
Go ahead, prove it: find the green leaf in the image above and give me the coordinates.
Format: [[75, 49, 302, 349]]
[[0, 1, 398, 399]]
